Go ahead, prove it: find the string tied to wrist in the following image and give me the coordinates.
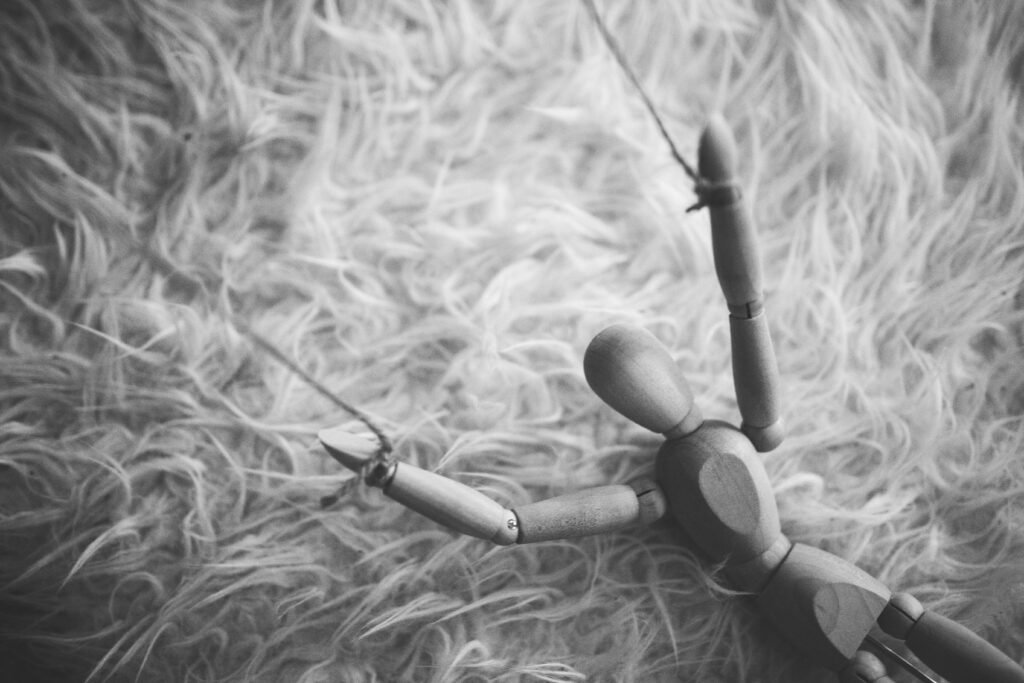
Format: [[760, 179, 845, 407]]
[[687, 180, 743, 212]]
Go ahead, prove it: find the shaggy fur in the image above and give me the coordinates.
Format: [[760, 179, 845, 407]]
[[1, 0, 1023, 681]]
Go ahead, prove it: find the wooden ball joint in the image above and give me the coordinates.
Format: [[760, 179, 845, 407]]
[[319, 117, 1024, 683]]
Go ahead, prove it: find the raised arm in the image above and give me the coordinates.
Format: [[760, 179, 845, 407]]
[[698, 115, 784, 452], [318, 427, 667, 545]]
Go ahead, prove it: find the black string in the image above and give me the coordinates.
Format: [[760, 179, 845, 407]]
[[251, 2, 707, 508], [234, 316, 393, 451], [581, 0, 701, 185], [133, 199, 392, 509]]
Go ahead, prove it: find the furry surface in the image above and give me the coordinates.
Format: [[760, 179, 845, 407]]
[[2, 0, 1024, 681]]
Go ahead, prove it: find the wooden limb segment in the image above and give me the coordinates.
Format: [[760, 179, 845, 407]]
[[513, 481, 665, 544], [729, 312, 784, 451], [879, 593, 1024, 683], [318, 428, 519, 545], [699, 114, 764, 313], [384, 463, 520, 545]]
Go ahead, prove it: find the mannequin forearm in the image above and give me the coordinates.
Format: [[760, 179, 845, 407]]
[[319, 427, 667, 545]]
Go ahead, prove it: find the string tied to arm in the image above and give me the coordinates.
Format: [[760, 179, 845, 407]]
[[233, 317, 394, 507], [581, 0, 710, 202]]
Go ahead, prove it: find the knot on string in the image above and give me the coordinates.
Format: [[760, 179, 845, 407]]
[[360, 446, 396, 488], [686, 179, 743, 212], [318, 437, 395, 508], [230, 317, 394, 510]]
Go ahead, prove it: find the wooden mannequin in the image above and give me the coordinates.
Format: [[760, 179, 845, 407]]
[[319, 117, 1024, 683]]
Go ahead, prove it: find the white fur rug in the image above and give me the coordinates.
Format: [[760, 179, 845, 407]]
[[1, 1, 1023, 681]]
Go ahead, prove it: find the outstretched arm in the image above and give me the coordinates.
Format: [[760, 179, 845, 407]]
[[318, 427, 667, 545], [320, 427, 519, 544]]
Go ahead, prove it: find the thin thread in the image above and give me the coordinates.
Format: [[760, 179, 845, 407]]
[[581, 0, 701, 184], [131, 243, 392, 507], [234, 317, 395, 508], [234, 316, 393, 456]]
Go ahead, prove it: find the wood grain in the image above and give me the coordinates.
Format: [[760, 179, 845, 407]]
[[655, 420, 781, 565], [882, 593, 1024, 683], [699, 114, 764, 312], [906, 610, 1024, 683], [513, 484, 642, 544], [755, 543, 891, 671], [584, 324, 703, 438], [384, 463, 519, 545], [729, 312, 784, 452]]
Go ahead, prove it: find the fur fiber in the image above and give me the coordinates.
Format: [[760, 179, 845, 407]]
[[2, 0, 1023, 681]]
